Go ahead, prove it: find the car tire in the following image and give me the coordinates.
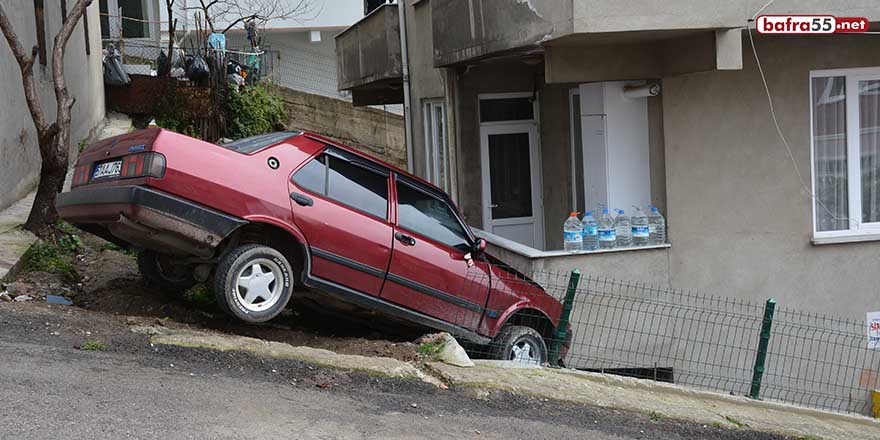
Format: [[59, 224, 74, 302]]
[[490, 325, 548, 365], [138, 250, 196, 293], [213, 244, 294, 323]]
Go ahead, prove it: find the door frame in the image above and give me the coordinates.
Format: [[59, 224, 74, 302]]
[[478, 92, 544, 249], [568, 88, 580, 210]]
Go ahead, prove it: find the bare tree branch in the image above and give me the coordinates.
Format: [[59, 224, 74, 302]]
[[199, 0, 320, 34], [50, 0, 94, 154]]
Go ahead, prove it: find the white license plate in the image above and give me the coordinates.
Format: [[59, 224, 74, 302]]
[[92, 160, 122, 179]]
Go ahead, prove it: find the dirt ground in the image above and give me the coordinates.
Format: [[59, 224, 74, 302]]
[[5, 233, 421, 362]]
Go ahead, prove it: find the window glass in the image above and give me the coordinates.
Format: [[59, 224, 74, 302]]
[[434, 104, 449, 191], [327, 156, 388, 219], [118, 0, 150, 38], [397, 181, 470, 250], [99, 0, 111, 38], [812, 76, 849, 232], [479, 97, 534, 122], [424, 101, 450, 192], [859, 79, 880, 223], [222, 131, 300, 154], [488, 133, 533, 219], [292, 155, 326, 195]]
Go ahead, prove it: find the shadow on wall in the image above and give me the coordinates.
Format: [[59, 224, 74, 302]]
[[271, 85, 406, 168]]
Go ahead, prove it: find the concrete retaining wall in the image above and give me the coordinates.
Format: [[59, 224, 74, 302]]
[[273, 86, 406, 168]]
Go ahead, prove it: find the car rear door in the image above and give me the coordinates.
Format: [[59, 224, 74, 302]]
[[288, 146, 393, 295], [381, 175, 493, 331]]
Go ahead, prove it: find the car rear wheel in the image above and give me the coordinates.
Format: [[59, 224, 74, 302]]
[[490, 325, 548, 365], [138, 250, 196, 293], [213, 244, 294, 323]]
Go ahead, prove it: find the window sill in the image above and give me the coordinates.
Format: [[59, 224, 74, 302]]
[[472, 228, 670, 259], [811, 233, 880, 245]]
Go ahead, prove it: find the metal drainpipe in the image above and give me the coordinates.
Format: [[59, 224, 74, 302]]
[[397, 0, 415, 172]]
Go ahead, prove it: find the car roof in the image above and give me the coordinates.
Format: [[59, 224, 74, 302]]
[[297, 131, 446, 195]]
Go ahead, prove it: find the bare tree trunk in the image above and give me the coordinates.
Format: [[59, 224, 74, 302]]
[[160, 0, 176, 77], [0, 0, 93, 237], [25, 139, 68, 235]]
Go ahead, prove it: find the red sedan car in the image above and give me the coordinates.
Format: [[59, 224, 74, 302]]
[[57, 129, 565, 364]]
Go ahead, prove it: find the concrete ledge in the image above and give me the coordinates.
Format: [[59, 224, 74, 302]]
[[0, 192, 37, 282], [136, 326, 443, 386], [812, 233, 880, 246], [472, 227, 670, 258], [428, 360, 880, 440]]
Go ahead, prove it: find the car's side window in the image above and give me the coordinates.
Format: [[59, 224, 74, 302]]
[[291, 154, 327, 195], [291, 148, 389, 220], [326, 155, 388, 219], [396, 180, 470, 251]]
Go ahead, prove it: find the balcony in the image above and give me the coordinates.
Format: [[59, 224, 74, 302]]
[[335, 4, 404, 106], [431, 0, 572, 67], [430, 0, 880, 72]]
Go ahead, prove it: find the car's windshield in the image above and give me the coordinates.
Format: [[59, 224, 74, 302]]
[[219, 131, 301, 154]]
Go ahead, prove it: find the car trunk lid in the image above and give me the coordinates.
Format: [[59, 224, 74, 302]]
[[72, 129, 164, 188]]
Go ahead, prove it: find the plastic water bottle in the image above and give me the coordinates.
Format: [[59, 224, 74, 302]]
[[648, 206, 666, 245], [582, 211, 598, 251], [597, 208, 616, 249], [614, 209, 632, 248], [631, 206, 650, 246], [563, 212, 583, 252]]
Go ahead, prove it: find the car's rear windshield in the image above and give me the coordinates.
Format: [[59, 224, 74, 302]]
[[219, 131, 301, 154]]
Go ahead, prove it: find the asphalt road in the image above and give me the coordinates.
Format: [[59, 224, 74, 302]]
[[0, 304, 791, 440]]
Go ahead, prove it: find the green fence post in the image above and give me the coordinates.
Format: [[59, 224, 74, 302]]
[[750, 298, 776, 400], [549, 269, 581, 366]]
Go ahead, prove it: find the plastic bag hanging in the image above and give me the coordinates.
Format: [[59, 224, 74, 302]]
[[186, 50, 210, 82], [103, 44, 131, 86]]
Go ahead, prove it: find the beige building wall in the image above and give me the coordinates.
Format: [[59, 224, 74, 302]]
[[405, 0, 447, 179], [0, 0, 105, 210], [663, 34, 880, 319]]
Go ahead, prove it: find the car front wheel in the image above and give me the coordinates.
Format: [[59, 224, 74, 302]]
[[213, 244, 294, 323], [490, 325, 548, 365]]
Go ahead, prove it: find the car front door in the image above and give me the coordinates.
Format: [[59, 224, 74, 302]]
[[381, 175, 493, 331], [288, 146, 393, 296]]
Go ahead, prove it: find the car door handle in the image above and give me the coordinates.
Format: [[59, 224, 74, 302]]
[[290, 192, 313, 207], [394, 232, 416, 246]]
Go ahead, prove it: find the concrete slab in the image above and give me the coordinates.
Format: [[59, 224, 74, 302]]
[[137, 323, 879, 439], [428, 361, 880, 440], [138, 326, 444, 386], [0, 192, 36, 281]]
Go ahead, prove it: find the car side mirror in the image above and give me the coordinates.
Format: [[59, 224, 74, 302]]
[[472, 238, 487, 256]]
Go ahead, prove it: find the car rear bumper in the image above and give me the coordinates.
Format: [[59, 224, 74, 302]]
[[56, 185, 247, 257]]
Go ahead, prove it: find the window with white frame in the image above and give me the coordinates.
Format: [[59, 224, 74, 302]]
[[100, 0, 153, 39], [811, 67, 880, 237], [423, 100, 450, 192]]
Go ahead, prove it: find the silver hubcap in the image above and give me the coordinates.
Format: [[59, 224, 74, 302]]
[[235, 258, 282, 312], [511, 340, 540, 364]]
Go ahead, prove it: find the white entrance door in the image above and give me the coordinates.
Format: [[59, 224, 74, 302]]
[[480, 123, 544, 249]]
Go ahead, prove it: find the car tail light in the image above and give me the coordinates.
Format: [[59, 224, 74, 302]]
[[120, 152, 165, 178], [72, 152, 166, 188], [71, 164, 90, 187]]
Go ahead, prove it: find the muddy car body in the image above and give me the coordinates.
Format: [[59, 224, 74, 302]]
[[57, 129, 566, 363]]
